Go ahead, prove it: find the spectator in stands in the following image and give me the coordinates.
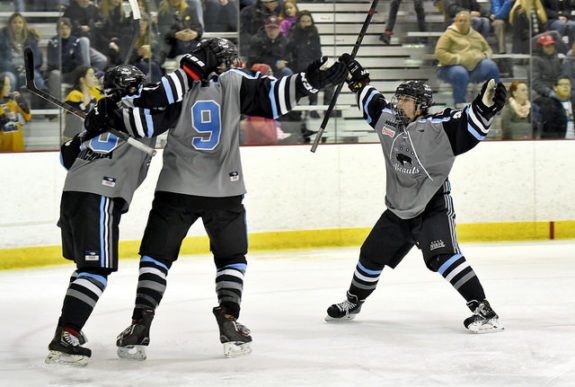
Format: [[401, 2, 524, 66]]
[[248, 15, 293, 77], [47, 17, 88, 100], [541, 0, 575, 47], [239, 0, 281, 57], [95, 0, 134, 66], [532, 33, 564, 98], [561, 42, 575, 87], [0, 12, 45, 93], [63, 0, 108, 72], [535, 76, 575, 138], [435, 10, 500, 107], [445, 0, 491, 37], [287, 10, 325, 118], [205, 0, 239, 32], [500, 80, 539, 139], [510, 0, 548, 54], [379, 0, 427, 45], [157, 0, 203, 61], [62, 66, 103, 141], [130, 14, 163, 83], [0, 73, 31, 152], [280, 0, 299, 36], [490, 0, 513, 54]]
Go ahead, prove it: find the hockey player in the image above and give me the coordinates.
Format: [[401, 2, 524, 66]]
[[325, 54, 506, 333], [45, 65, 154, 366], [83, 38, 347, 359]]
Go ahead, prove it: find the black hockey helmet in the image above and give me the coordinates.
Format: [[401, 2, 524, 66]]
[[103, 64, 146, 101], [395, 80, 433, 114], [192, 38, 239, 70]]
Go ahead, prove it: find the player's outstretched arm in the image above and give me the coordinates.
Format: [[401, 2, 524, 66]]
[[238, 58, 346, 119], [339, 53, 388, 128]]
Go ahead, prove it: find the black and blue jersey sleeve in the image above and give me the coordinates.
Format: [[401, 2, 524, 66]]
[[440, 100, 493, 155], [354, 85, 391, 129], [132, 69, 191, 108], [108, 104, 183, 138], [239, 71, 307, 119]]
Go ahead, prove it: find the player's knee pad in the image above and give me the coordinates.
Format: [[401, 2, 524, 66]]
[[425, 254, 453, 272]]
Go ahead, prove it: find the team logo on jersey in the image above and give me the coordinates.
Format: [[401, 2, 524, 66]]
[[84, 251, 100, 261], [102, 176, 117, 187], [382, 127, 395, 137], [430, 240, 446, 251], [229, 171, 239, 182]]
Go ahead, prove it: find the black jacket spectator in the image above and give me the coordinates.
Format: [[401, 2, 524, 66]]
[[287, 11, 321, 73], [247, 24, 290, 74], [240, 0, 280, 57], [532, 34, 564, 97], [63, 0, 104, 41], [157, 0, 203, 59]]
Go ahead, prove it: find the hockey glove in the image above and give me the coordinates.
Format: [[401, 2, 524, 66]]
[[303, 56, 347, 92], [83, 98, 117, 135], [339, 53, 370, 91], [474, 79, 507, 118], [180, 45, 219, 82]]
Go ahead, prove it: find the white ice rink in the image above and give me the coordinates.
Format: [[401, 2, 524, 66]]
[[1, 240, 574, 387]]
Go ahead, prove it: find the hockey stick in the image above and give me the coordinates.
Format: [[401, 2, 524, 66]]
[[24, 48, 156, 157], [123, 0, 142, 65], [310, 0, 379, 153]]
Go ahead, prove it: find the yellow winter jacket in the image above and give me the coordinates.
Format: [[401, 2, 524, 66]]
[[435, 25, 493, 71]]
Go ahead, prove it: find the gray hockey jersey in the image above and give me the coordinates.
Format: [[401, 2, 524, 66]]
[[354, 85, 494, 219], [112, 68, 305, 198], [61, 99, 156, 211]]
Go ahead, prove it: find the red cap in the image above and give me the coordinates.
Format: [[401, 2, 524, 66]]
[[265, 15, 281, 29], [537, 34, 556, 46]]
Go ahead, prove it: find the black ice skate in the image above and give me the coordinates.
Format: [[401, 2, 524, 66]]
[[45, 326, 91, 367], [213, 306, 252, 358], [464, 300, 504, 333], [116, 309, 154, 360], [325, 291, 364, 321]]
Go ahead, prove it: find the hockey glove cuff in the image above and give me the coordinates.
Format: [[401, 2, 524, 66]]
[[474, 79, 507, 119], [340, 53, 370, 92]]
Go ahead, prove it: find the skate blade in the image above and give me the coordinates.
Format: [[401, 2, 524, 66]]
[[117, 345, 147, 360], [467, 320, 505, 334], [45, 350, 89, 367], [223, 342, 252, 358], [324, 314, 357, 322]]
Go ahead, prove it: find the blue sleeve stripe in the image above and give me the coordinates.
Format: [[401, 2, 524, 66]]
[[364, 89, 378, 125], [162, 77, 174, 104], [438, 254, 463, 275], [78, 272, 108, 287], [358, 261, 383, 275], [144, 108, 154, 137], [467, 123, 486, 140], [141, 255, 169, 271], [99, 196, 107, 268], [269, 80, 279, 118]]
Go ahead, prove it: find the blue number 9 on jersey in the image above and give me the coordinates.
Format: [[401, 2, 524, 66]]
[[192, 101, 221, 150]]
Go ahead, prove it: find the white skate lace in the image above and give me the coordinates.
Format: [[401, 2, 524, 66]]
[[63, 331, 80, 347], [232, 320, 251, 335], [337, 300, 356, 312]]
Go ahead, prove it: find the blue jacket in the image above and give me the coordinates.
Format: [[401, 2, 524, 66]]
[[47, 34, 83, 73], [491, 0, 513, 20]]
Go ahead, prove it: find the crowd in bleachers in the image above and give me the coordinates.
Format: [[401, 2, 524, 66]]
[[4, 0, 575, 150]]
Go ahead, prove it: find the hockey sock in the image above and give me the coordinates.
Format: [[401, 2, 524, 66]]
[[436, 254, 486, 307], [349, 260, 384, 301], [133, 256, 170, 320], [215, 263, 246, 319], [58, 271, 108, 332]]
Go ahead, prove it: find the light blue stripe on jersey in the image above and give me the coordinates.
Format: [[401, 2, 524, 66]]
[[465, 106, 486, 140], [78, 272, 108, 287], [358, 261, 382, 275], [144, 108, 154, 137], [225, 263, 247, 272], [364, 89, 378, 125], [141, 256, 169, 271], [438, 253, 463, 275], [99, 196, 107, 267], [162, 77, 174, 104], [269, 80, 279, 118]]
